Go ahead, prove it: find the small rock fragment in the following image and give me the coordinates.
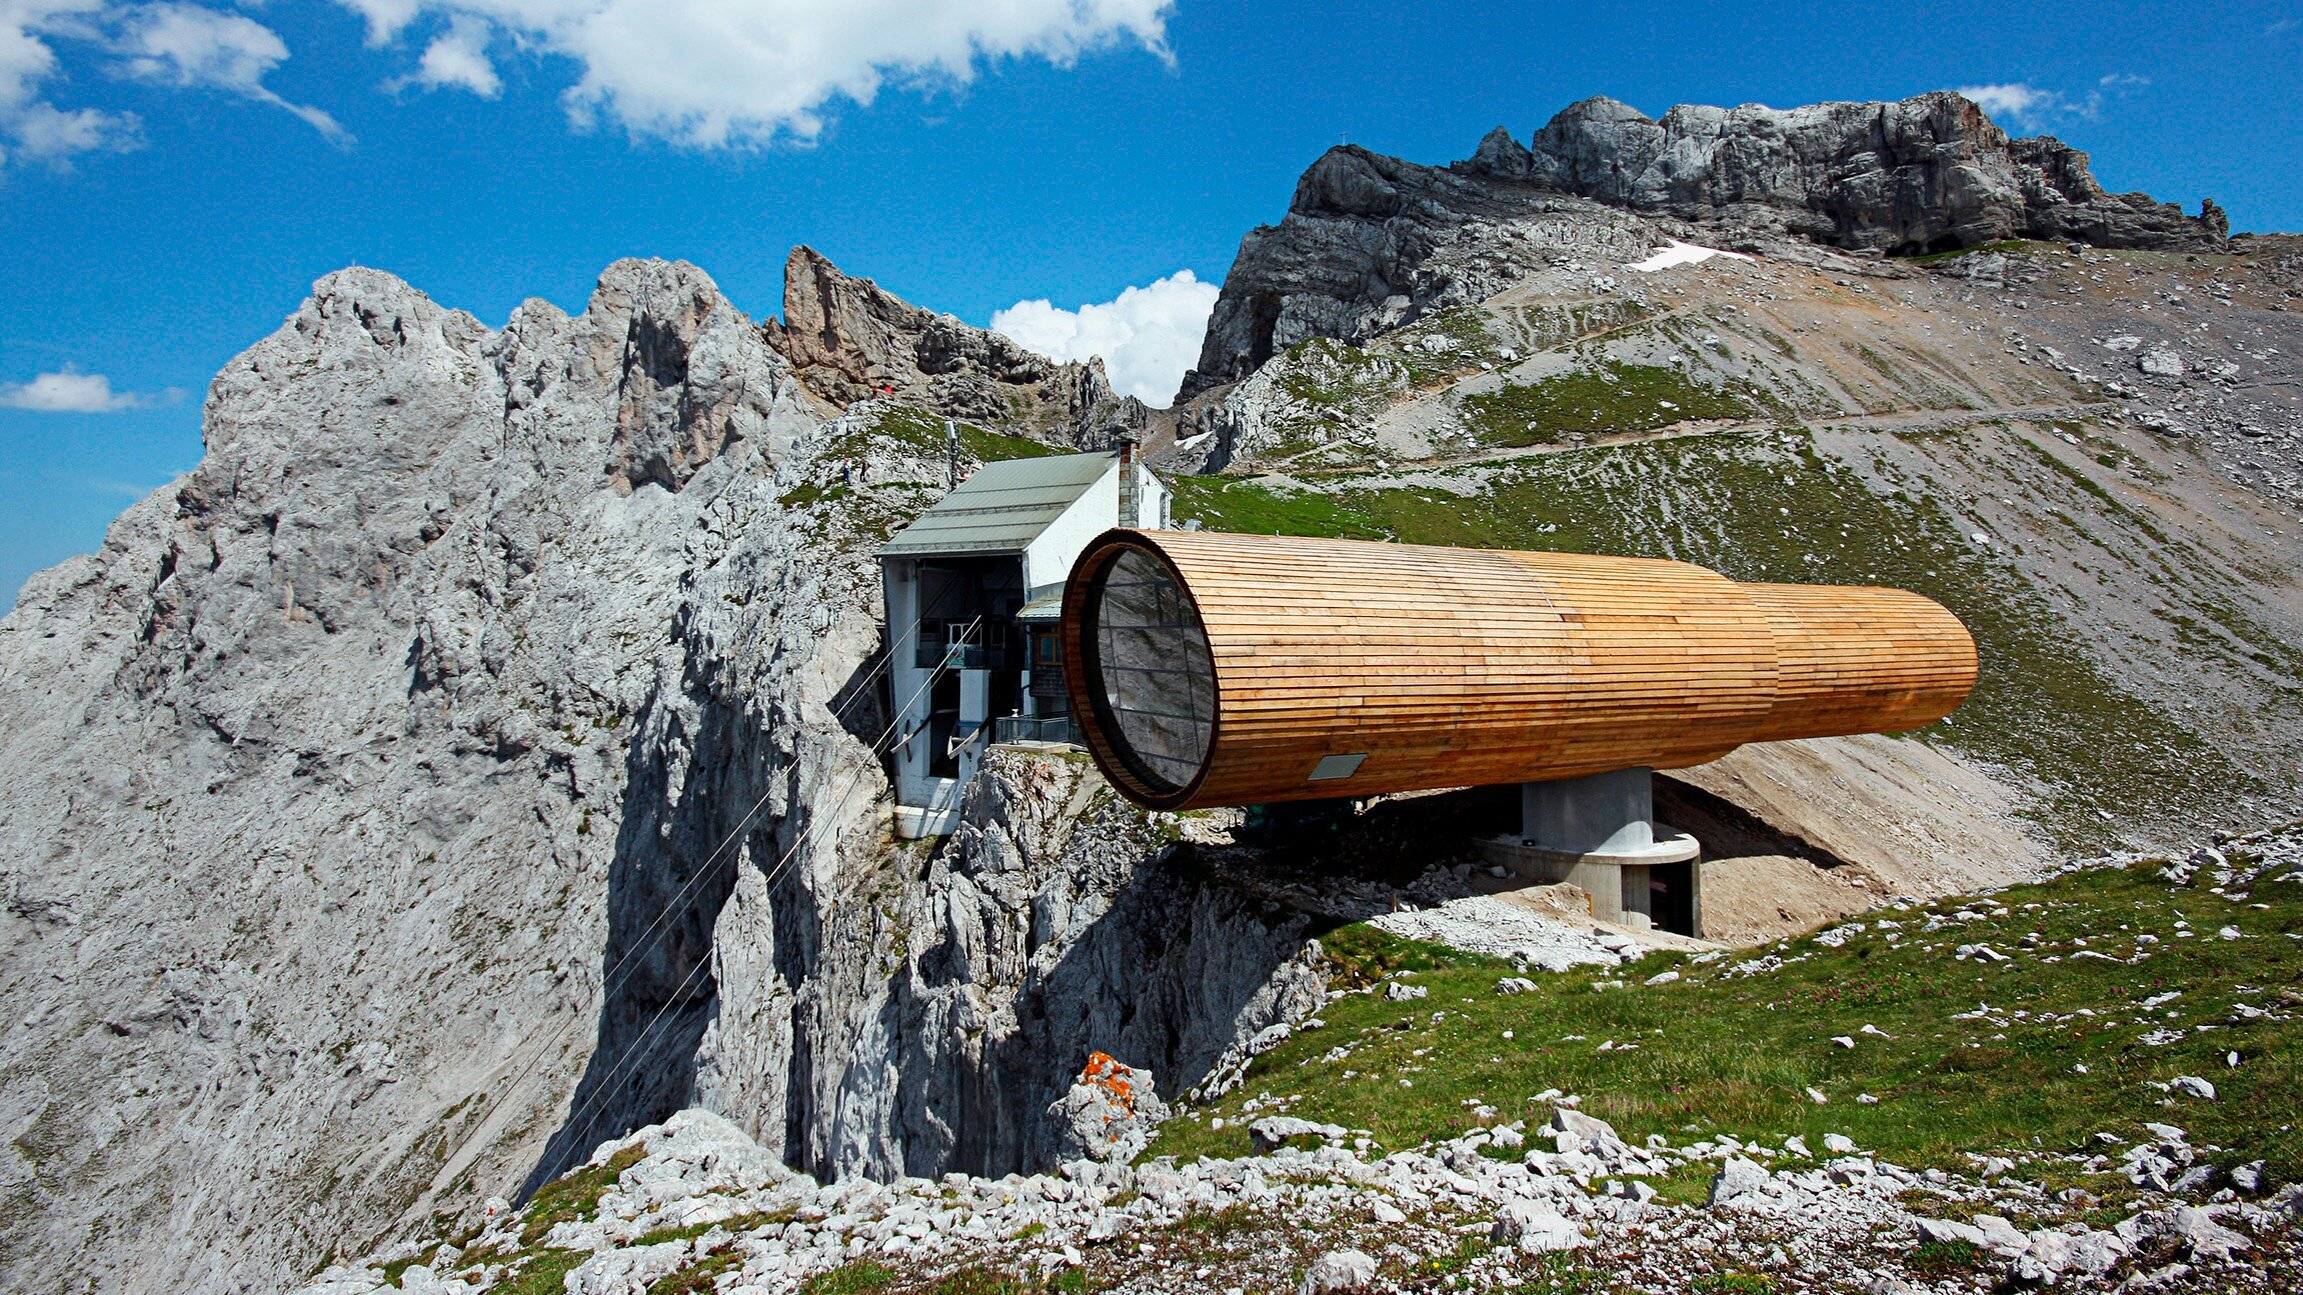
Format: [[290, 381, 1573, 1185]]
[[1298, 1248, 1379, 1294], [1491, 1200, 1586, 1251]]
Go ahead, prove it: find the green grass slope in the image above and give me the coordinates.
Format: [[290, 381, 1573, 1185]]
[[1151, 834, 2303, 1223]]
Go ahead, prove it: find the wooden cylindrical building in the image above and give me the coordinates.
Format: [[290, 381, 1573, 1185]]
[[1059, 530, 1976, 811]]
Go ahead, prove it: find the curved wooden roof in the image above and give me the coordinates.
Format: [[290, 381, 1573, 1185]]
[[1060, 530, 1977, 810]]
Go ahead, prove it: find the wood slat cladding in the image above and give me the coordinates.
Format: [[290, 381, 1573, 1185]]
[[1060, 530, 1977, 811]]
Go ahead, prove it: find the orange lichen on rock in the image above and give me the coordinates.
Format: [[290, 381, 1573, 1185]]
[[1078, 1051, 1136, 1132], [1080, 1051, 1134, 1104], [1050, 1052, 1170, 1162]]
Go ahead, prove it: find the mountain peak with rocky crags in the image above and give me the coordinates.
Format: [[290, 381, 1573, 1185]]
[[1484, 91, 2227, 253], [1181, 91, 2230, 399], [766, 245, 1149, 448]]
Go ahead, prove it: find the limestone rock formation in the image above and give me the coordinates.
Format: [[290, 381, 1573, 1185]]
[[0, 257, 1296, 1295], [768, 245, 1153, 441], [0, 256, 859, 1295], [1493, 93, 2223, 254], [1179, 91, 2226, 398], [1178, 144, 1597, 398], [878, 747, 1327, 1179], [1044, 1053, 1172, 1165]]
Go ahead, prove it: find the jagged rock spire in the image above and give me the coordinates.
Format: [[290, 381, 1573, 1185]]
[[766, 245, 1151, 447]]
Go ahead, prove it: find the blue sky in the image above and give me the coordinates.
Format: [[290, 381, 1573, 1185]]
[[4, 1, 2300, 610]]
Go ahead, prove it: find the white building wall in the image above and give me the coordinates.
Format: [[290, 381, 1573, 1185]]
[[1023, 462, 1119, 593], [1141, 465, 1172, 530], [1021, 460, 1174, 591]]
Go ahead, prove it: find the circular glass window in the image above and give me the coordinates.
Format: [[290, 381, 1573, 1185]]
[[1085, 546, 1217, 794]]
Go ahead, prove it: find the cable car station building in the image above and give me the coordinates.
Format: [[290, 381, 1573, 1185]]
[[878, 464, 1978, 940], [879, 448, 1171, 839]]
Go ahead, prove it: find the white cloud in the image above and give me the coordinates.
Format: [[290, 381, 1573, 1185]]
[[113, 3, 284, 87], [9, 1, 1167, 167], [335, 0, 1172, 145], [0, 1, 140, 164], [112, 3, 351, 145], [1956, 82, 2058, 126], [1957, 75, 2151, 130], [397, 15, 498, 96], [344, 0, 423, 45], [0, 366, 169, 412], [10, 97, 137, 155], [992, 269, 1218, 407]]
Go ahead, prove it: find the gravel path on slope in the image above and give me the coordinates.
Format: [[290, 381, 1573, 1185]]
[[1366, 894, 1624, 969]]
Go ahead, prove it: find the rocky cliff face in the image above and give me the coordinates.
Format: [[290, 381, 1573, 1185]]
[[875, 750, 1323, 1178], [1180, 92, 2227, 398], [0, 256, 838, 1295], [1491, 94, 2224, 254], [0, 257, 1304, 1295], [767, 246, 1150, 447]]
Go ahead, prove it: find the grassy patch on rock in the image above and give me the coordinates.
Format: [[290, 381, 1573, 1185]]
[[493, 1249, 588, 1295], [647, 1248, 744, 1295], [797, 1260, 900, 1294], [520, 1144, 645, 1245], [1457, 361, 1772, 446], [1385, 306, 1517, 387], [1166, 475, 1390, 541], [863, 404, 1064, 464], [1149, 852, 2303, 1199]]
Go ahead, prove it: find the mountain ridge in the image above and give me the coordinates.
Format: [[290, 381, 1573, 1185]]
[[1180, 90, 2233, 400]]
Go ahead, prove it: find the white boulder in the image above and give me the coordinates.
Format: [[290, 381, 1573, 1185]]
[[1491, 1200, 1586, 1252], [1298, 1248, 1379, 1294]]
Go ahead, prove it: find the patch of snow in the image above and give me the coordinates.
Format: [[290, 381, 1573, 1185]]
[[1627, 239, 1756, 273]]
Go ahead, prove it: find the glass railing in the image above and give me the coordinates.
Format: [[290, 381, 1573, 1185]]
[[993, 715, 1079, 746], [913, 642, 1019, 671]]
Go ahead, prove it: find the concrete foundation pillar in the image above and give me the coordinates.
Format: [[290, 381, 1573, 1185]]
[[1479, 767, 1705, 937], [1522, 766, 1659, 855]]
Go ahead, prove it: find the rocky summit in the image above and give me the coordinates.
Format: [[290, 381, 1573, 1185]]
[[1494, 94, 2224, 254], [3, 92, 2303, 1295], [768, 246, 1149, 448], [1181, 91, 2229, 398]]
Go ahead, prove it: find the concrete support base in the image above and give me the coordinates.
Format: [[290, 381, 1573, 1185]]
[[893, 775, 963, 839], [893, 806, 960, 839], [1477, 767, 1704, 936]]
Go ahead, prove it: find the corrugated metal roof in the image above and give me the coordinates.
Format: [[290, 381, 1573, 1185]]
[[1015, 591, 1066, 622], [878, 453, 1115, 557]]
